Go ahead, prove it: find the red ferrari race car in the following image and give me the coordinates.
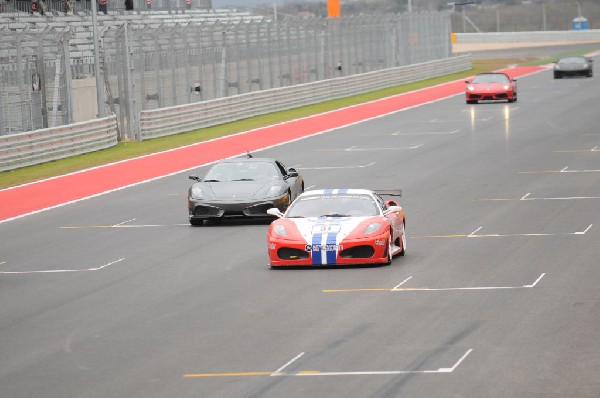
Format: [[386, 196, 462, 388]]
[[266, 189, 406, 268], [465, 72, 517, 104]]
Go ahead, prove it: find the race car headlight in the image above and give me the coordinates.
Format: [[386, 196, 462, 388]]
[[583, 63, 589, 68], [190, 186, 204, 199], [364, 222, 382, 235], [273, 224, 287, 236], [503, 85, 510, 90], [554, 65, 560, 70], [467, 86, 475, 91], [267, 185, 284, 198]]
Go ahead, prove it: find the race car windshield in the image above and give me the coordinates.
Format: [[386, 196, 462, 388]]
[[472, 74, 510, 84], [205, 162, 280, 182], [286, 195, 379, 218], [558, 57, 586, 64]]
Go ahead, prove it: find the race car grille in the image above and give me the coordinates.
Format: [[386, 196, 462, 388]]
[[340, 245, 375, 259], [277, 248, 309, 260], [244, 203, 272, 216], [495, 93, 508, 98], [194, 206, 221, 216]]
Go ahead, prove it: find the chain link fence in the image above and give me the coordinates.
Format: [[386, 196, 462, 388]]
[[103, 12, 452, 140], [0, 29, 73, 135]]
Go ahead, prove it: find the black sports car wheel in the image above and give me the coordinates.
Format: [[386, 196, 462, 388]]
[[466, 100, 477, 104], [189, 218, 204, 226]]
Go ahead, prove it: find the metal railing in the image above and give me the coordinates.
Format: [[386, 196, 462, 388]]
[[0, 114, 117, 171], [455, 30, 600, 43], [139, 55, 471, 140]]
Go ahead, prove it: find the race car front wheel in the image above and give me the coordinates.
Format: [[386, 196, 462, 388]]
[[399, 222, 406, 257]]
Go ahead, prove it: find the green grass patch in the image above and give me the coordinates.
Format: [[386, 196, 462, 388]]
[[0, 58, 544, 190]]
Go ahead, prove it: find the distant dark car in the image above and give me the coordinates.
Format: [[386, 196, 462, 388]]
[[188, 157, 304, 225], [553, 56, 593, 78], [465, 72, 517, 104]]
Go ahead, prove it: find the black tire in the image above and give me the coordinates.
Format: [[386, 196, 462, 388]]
[[399, 222, 406, 257], [385, 234, 393, 265], [588, 70, 593, 77], [189, 218, 204, 226], [466, 99, 477, 104]]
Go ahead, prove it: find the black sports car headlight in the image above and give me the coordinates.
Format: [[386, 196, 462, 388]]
[[190, 186, 204, 199], [266, 185, 285, 198]]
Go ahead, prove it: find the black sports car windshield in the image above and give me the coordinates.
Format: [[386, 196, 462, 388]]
[[286, 194, 379, 218], [472, 74, 509, 84], [204, 161, 280, 182], [558, 57, 586, 64]]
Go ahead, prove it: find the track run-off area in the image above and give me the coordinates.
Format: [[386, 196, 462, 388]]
[[1, 57, 600, 398]]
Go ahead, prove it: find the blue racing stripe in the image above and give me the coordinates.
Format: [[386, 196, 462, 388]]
[[326, 232, 337, 264], [311, 233, 322, 265]]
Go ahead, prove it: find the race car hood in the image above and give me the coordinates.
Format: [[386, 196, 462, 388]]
[[471, 82, 510, 92], [556, 62, 588, 71], [204, 181, 273, 199], [289, 216, 376, 245]]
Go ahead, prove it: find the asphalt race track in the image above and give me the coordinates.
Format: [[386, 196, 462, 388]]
[[1, 54, 599, 397]]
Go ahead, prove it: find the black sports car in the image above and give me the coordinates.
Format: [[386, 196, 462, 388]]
[[188, 156, 304, 225], [553, 56, 593, 79]]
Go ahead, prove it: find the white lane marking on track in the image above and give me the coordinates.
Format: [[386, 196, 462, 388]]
[[518, 166, 600, 174], [291, 349, 473, 376], [437, 349, 473, 373], [392, 129, 460, 135], [61, 224, 190, 229], [575, 224, 593, 235], [468, 227, 483, 237], [392, 276, 413, 291], [271, 352, 305, 376], [296, 162, 376, 170], [113, 218, 136, 227], [325, 274, 547, 293], [342, 144, 423, 151], [554, 146, 599, 153], [477, 193, 600, 202], [0, 258, 125, 274], [523, 273, 546, 288]]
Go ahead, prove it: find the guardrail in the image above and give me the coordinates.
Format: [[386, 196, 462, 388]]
[[139, 55, 472, 140], [455, 30, 600, 43], [0, 115, 118, 172]]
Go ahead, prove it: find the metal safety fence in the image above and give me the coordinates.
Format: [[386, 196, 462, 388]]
[[103, 12, 452, 140], [0, 29, 73, 135], [1, 11, 453, 140]]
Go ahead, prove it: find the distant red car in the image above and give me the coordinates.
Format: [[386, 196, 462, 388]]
[[465, 72, 517, 104]]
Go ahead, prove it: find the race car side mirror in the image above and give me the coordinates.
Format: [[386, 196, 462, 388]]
[[287, 168, 299, 177], [267, 208, 284, 218], [383, 206, 402, 215], [465, 80, 470, 83], [189, 175, 201, 182]]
